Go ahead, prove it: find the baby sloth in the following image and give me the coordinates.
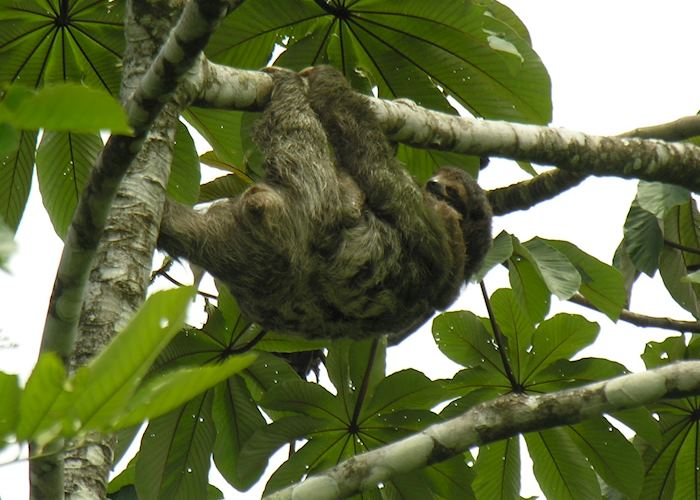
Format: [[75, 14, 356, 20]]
[[158, 66, 492, 340]]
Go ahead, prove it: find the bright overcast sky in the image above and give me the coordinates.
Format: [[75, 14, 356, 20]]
[[2, 1, 700, 498]]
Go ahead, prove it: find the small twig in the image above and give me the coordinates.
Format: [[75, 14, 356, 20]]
[[620, 115, 700, 141], [569, 293, 700, 333], [664, 239, 700, 257], [480, 281, 520, 391]]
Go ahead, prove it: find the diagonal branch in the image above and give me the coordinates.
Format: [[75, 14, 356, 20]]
[[488, 114, 700, 214], [40, 0, 232, 364], [265, 360, 700, 500], [569, 293, 700, 333], [30, 1, 237, 498]]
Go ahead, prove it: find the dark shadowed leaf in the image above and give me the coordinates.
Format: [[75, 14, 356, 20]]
[[567, 418, 643, 498], [623, 202, 663, 276], [135, 393, 215, 500], [545, 239, 626, 320], [525, 428, 600, 500], [36, 131, 101, 238], [473, 437, 520, 500]]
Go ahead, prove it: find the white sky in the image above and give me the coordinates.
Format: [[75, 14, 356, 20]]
[[2, 1, 700, 498]]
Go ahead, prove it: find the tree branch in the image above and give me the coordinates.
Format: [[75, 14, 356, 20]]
[[32, 1, 236, 498], [196, 64, 700, 197], [569, 293, 700, 333], [620, 114, 700, 141], [488, 114, 700, 213], [40, 0, 230, 364], [265, 360, 700, 500], [488, 170, 587, 215]]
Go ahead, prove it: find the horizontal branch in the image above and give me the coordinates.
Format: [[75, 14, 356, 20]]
[[197, 64, 700, 193], [569, 293, 700, 333], [265, 360, 700, 500]]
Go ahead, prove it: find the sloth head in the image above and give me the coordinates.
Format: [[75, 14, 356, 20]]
[[426, 166, 492, 278]]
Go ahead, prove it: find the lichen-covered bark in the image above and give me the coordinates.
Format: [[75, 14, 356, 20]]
[[266, 360, 700, 500], [58, 0, 233, 497], [196, 63, 700, 196]]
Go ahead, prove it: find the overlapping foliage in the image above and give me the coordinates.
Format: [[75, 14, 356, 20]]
[[1, 1, 699, 498]]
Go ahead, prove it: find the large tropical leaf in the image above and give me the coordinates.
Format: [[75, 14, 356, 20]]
[[216, 0, 551, 124]]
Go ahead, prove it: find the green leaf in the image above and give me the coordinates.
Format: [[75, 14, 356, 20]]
[[442, 369, 510, 411], [212, 376, 267, 489], [221, 0, 551, 123], [528, 357, 627, 393], [397, 145, 482, 184], [432, 311, 503, 374], [362, 369, 444, 420], [637, 181, 689, 218], [623, 202, 663, 276], [642, 335, 688, 369], [473, 230, 514, 282], [659, 202, 700, 318], [526, 428, 600, 500], [0, 372, 20, 442], [0, 122, 19, 155], [10, 84, 129, 133], [325, 338, 386, 411], [674, 414, 700, 500], [261, 380, 344, 420], [198, 172, 251, 203], [659, 246, 700, 318], [545, 240, 626, 320], [0, 2, 124, 92], [472, 437, 520, 500], [61, 287, 194, 434], [36, 131, 101, 238], [115, 354, 256, 429], [567, 418, 644, 498], [16, 353, 65, 443], [237, 415, 327, 486], [490, 288, 534, 380], [419, 457, 475, 499], [0, 130, 36, 231], [522, 238, 581, 300], [638, 407, 693, 499], [167, 122, 200, 205], [508, 247, 551, 322], [611, 407, 661, 450], [524, 314, 599, 383], [185, 108, 248, 168], [135, 393, 215, 500]]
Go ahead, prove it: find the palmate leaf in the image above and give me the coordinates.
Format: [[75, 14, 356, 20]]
[[636, 336, 700, 499], [525, 428, 600, 500], [472, 437, 520, 500], [0, 0, 124, 92], [623, 201, 664, 276], [0, 130, 36, 231], [206, 0, 551, 178], [545, 239, 626, 321], [660, 197, 700, 318], [0, 372, 20, 444], [253, 340, 464, 497], [0, 0, 127, 231], [567, 417, 644, 498], [36, 131, 101, 239], [135, 393, 216, 500]]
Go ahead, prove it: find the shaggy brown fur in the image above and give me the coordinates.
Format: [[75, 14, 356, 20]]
[[158, 66, 492, 339]]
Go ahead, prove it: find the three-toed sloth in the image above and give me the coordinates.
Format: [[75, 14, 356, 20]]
[[158, 66, 492, 340]]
